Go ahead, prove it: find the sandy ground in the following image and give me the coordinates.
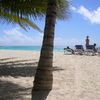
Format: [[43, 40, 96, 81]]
[[0, 50, 100, 100]]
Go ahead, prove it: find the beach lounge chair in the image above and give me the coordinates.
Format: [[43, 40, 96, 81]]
[[95, 47, 100, 56], [85, 45, 95, 56], [97, 51, 100, 56], [64, 47, 74, 54], [74, 45, 84, 55]]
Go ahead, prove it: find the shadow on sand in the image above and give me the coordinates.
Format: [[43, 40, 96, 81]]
[[0, 79, 51, 100], [0, 80, 31, 100], [0, 58, 38, 77], [0, 57, 65, 100], [0, 58, 64, 77], [32, 90, 51, 100]]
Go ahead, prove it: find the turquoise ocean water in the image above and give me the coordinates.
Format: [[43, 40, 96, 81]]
[[0, 46, 64, 52]]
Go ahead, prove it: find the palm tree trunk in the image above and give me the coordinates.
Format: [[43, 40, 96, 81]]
[[32, 0, 57, 90]]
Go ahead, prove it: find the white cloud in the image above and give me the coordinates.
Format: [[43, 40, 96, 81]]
[[0, 27, 43, 46], [0, 27, 84, 47], [70, 6, 77, 11], [72, 6, 100, 24]]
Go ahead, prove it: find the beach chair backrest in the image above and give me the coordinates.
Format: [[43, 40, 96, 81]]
[[75, 45, 84, 50], [87, 45, 94, 49]]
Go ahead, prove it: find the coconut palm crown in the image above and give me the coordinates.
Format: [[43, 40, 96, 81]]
[[0, 0, 69, 30]]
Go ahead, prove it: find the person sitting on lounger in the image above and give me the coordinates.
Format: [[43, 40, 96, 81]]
[[67, 46, 70, 49], [85, 36, 90, 49], [93, 43, 97, 52], [67, 46, 74, 54]]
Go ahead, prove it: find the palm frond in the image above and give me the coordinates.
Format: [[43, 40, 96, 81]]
[[0, 0, 69, 31], [0, 0, 69, 19], [0, 11, 42, 32]]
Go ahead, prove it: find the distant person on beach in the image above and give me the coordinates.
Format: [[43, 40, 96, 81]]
[[67, 46, 70, 49], [66, 46, 74, 54], [85, 36, 90, 49], [93, 43, 97, 52]]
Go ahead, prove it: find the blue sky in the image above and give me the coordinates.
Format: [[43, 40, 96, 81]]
[[0, 0, 100, 47]]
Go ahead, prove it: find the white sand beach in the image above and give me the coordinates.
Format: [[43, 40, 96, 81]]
[[0, 50, 100, 100]]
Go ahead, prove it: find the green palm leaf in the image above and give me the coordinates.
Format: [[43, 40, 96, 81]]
[[0, 0, 69, 19], [0, 0, 69, 31], [0, 11, 42, 32]]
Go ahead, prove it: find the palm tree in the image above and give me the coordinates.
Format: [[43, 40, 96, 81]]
[[0, 0, 69, 98], [32, 0, 57, 91], [32, 0, 69, 99], [0, 0, 68, 31], [32, 0, 69, 91]]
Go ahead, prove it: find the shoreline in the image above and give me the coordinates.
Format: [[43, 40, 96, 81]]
[[0, 46, 64, 52], [0, 49, 64, 53]]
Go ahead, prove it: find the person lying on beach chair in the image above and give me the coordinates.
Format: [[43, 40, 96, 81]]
[[92, 43, 100, 55], [97, 50, 100, 55], [74, 45, 84, 55], [85, 44, 96, 56], [64, 46, 74, 54], [93, 43, 97, 52]]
